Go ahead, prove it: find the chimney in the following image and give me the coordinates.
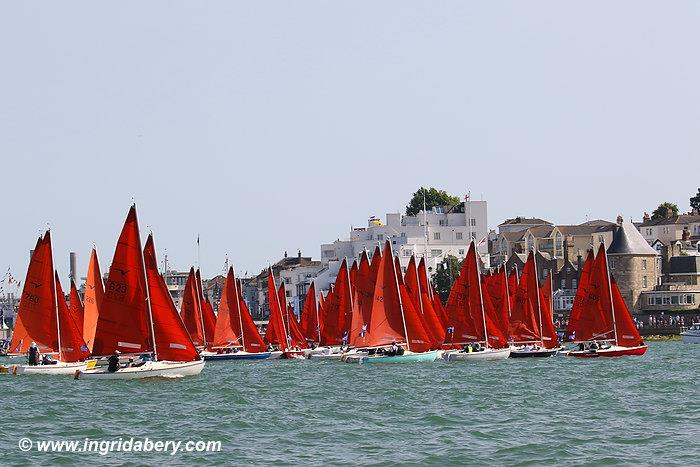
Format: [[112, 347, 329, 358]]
[[298, 250, 302, 259], [29, 249, 34, 261], [69, 252, 77, 284], [563, 238, 569, 263], [616, 214, 624, 225], [576, 250, 583, 273], [284, 251, 288, 258], [682, 227, 690, 241], [643, 212, 650, 223]]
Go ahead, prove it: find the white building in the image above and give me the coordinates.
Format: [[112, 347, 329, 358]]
[[319, 200, 489, 289]]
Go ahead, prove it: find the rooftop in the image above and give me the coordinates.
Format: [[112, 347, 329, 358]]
[[639, 214, 700, 227], [607, 222, 659, 256], [499, 217, 552, 226]]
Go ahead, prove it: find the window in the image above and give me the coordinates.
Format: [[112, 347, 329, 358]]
[[662, 295, 670, 305], [598, 235, 605, 243], [456, 232, 463, 240], [458, 249, 465, 255], [377, 234, 384, 241], [434, 232, 441, 240], [662, 227, 670, 234], [561, 279, 566, 289], [572, 279, 578, 288], [400, 232, 406, 237], [323, 250, 335, 258], [610, 258, 616, 270], [671, 295, 679, 305], [642, 276, 648, 288], [642, 259, 647, 270], [285, 290, 291, 297], [655, 296, 662, 305], [646, 228, 652, 236], [648, 297, 654, 306], [543, 269, 549, 278], [284, 277, 291, 285], [439, 220, 447, 226], [403, 249, 412, 257], [431, 249, 442, 257], [470, 219, 476, 227]]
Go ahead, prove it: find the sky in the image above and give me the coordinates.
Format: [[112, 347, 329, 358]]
[[1, 1, 698, 287]]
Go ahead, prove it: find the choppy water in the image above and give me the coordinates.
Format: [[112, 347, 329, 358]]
[[2, 341, 699, 466]]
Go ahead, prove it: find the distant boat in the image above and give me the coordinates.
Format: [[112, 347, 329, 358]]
[[566, 244, 647, 358], [264, 268, 307, 359], [10, 231, 90, 375], [201, 266, 272, 361], [79, 206, 204, 379], [680, 323, 700, 344], [343, 241, 439, 364], [180, 267, 216, 350], [442, 242, 511, 362]]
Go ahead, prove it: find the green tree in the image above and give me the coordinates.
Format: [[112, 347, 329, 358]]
[[433, 255, 463, 304], [406, 187, 461, 216], [690, 188, 700, 211], [651, 202, 679, 220]]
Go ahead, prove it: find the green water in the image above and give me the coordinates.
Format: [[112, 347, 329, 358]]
[[2, 342, 698, 466]]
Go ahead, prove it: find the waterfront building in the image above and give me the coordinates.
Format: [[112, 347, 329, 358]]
[[637, 210, 700, 247], [320, 199, 489, 279]]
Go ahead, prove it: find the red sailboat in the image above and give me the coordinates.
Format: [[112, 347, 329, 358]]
[[80, 206, 203, 379], [299, 281, 321, 344], [442, 242, 510, 361], [567, 244, 647, 357], [319, 259, 353, 347], [82, 247, 103, 353], [264, 269, 306, 358], [10, 231, 90, 375], [68, 280, 85, 338], [201, 266, 271, 360], [404, 256, 444, 345]]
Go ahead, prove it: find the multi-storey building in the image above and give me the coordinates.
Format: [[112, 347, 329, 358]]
[[637, 211, 700, 247], [320, 200, 489, 283]]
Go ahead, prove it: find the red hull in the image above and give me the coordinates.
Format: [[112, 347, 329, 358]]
[[569, 344, 647, 358]]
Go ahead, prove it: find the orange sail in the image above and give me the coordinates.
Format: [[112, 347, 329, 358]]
[[180, 268, 205, 347], [280, 283, 307, 348], [394, 257, 434, 352], [565, 250, 595, 341], [299, 281, 320, 342], [349, 251, 373, 348], [10, 233, 58, 355], [196, 269, 216, 344], [92, 205, 152, 356], [508, 252, 541, 343], [68, 279, 84, 337], [431, 285, 448, 327], [55, 271, 90, 362], [404, 256, 444, 345], [143, 234, 200, 362], [320, 259, 352, 346], [484, 267, 511, 340], [82, 247, 103, 353], [264, 270, 307, 350]]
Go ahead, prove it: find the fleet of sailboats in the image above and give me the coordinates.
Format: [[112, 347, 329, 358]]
[[3, 205, 648, 378]]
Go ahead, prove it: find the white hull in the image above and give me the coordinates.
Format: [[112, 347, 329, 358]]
[[443, 347, 511, 361], [266, 351, 284, 360], [77, 360, 204, 379], [680, 333, 700, 344], [12, 361, 87, 375]]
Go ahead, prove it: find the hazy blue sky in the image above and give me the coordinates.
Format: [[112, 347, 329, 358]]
[[1, 2, 698, 285]]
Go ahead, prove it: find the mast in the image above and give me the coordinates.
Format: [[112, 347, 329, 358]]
[[49, 231, 62, 360], [136, 207, 158, 361], [474, 241, 490, 348], [423, 188, 428, 263], [314, 282, 321, 344], [390, 246, 411, 351], [232, 268, 246, 350], [414, 256, 424, 315], [345, 257, 354, 334], [504, 265, 512, 317], [602, 241, 619, 345]]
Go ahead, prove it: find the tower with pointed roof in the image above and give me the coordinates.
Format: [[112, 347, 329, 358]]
[[607, 218, 660, 312]]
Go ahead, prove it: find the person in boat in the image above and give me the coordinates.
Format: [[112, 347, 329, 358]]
[[27, 342, 40, 366], [589, 341, 599, 350], [341, 331, 349, 347], [41, 354, 56, 365], [474, 342, 482, 352], [107, 350, 121, 373], [578, 343, 585, 351]]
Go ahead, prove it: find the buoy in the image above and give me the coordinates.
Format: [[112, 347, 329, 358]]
[[74, 369, 81, 380]]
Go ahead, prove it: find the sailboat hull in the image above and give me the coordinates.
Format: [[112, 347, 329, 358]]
[[12, 361, 87, 375], [77, 360, 204, 379], [201, 351, 271, 361], [443, 347, 511, 361], [509, 346, 561, 358], [568, 344, 647, 358], [346, 350, 439, 364]]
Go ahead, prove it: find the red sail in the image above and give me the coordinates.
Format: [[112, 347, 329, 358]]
[[431, 285, 448, 327], [196, 269, 216, 344], [93, 206, 152, 356], [480, 286, 510, 348], [404, 257, 443, 345], [143, 235, 200, 362], [538, 277, 559, 349], [320, 259, 352, 346], [10, 234, 58, 355], [55, 272, 90, 362], [264, 271, 307, 349], [349, 261, 358, 291], [444, 243, 485, 345], [211, 267, 241, 349], [82, 247, 103, 353], [484, 268, 511, 340], [180, 268, 204, 347], [299, 281, 320, 342], [611, 277, 644, 347], [349, 251, 373, 348], [565, 250, 594, 341], [69, 280, 84, 337], [237, 290, 267, 352], [508, 252, 541, 342], [361, 242, 406, 347], [566, 246, 614, 342], [280, 284, 308, 348], [507, 268, 518, 312]]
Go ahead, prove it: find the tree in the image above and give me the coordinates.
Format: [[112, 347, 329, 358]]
[[432, 255, 463, 304], [651, 202, 679, 220], [690, 188, 700, 211], [406, 187, 461, 216]]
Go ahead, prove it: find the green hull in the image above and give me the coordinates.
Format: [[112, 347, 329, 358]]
[[361, 350, 439, 364]]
